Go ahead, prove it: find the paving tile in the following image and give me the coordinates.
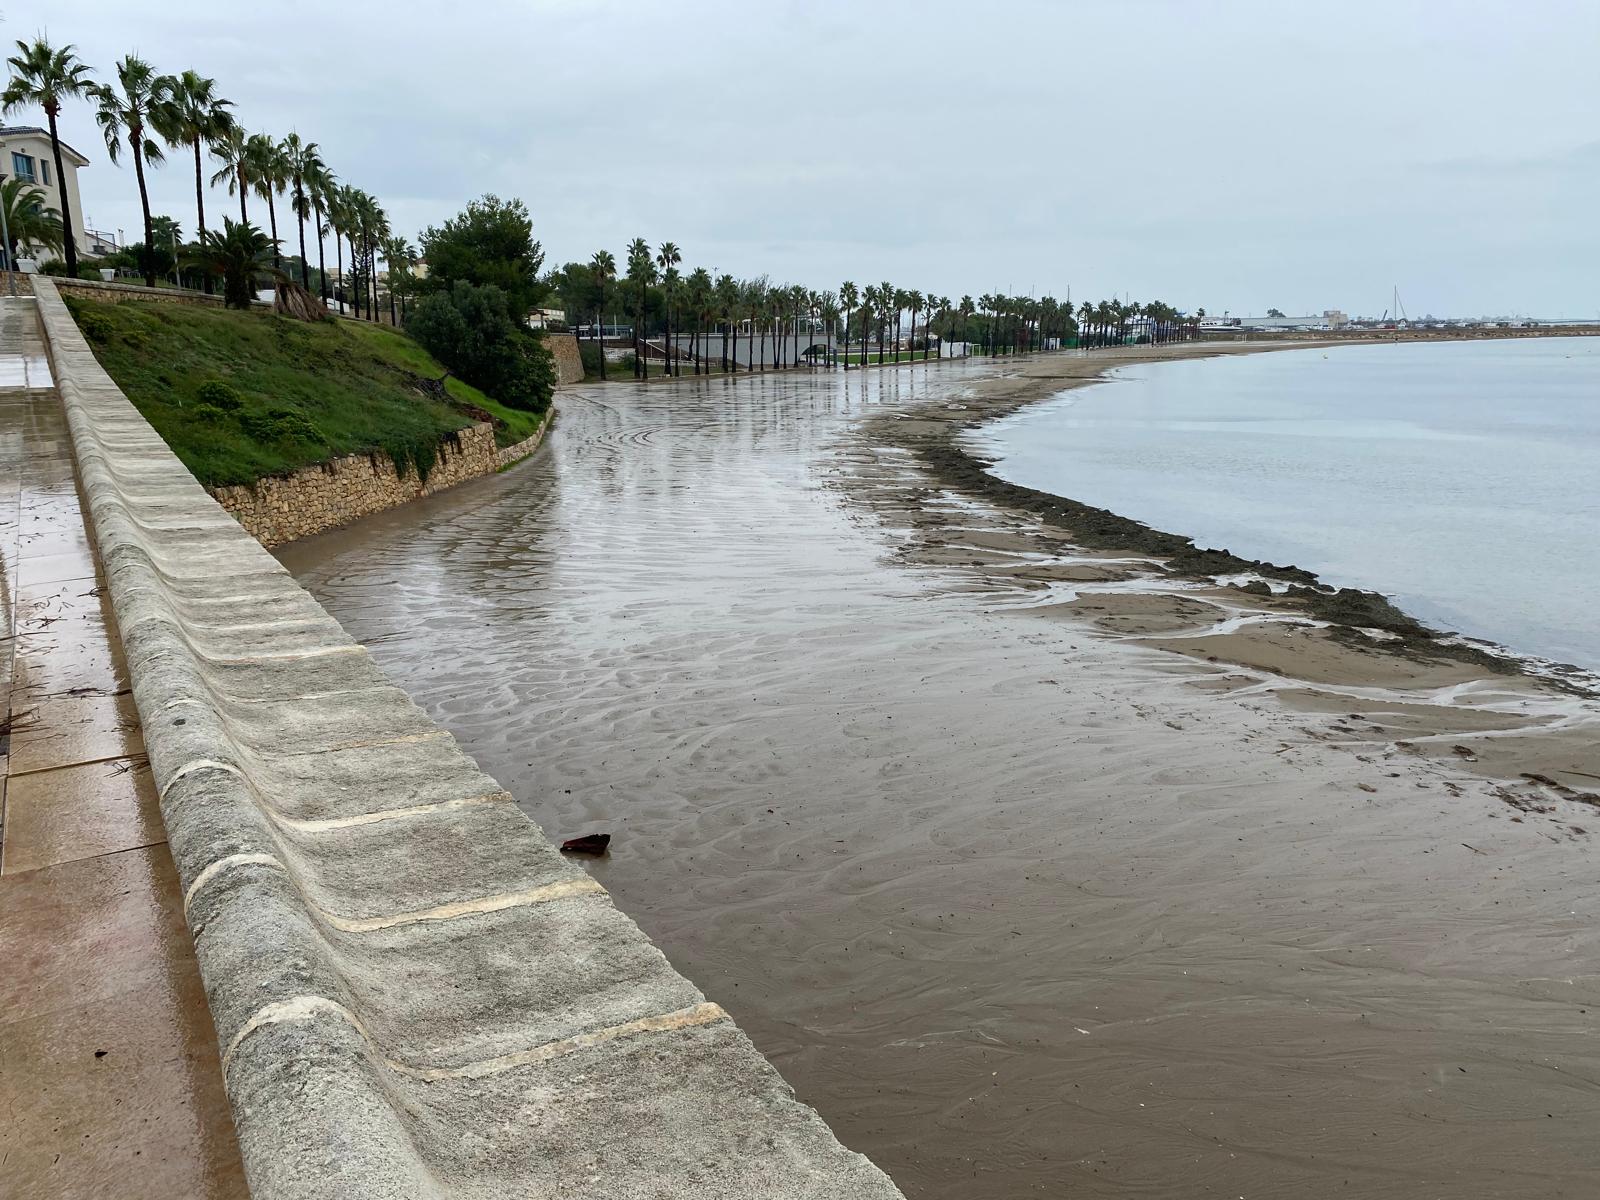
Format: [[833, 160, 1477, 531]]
[[7, 692, 143, 777], [0, 758, 159, 875], [0, 845, 189, 1022], [17, 520, 93, 563], [16, 546, 98, 588], [15, 576, 112, 638], [11, 626, 130, 699], [0, 907, 246, 1200]]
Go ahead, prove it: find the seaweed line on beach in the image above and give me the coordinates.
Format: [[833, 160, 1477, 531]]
[[869, 346, 1591, 689]]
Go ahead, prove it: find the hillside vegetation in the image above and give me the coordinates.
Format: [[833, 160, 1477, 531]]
[[65, 296, 545, 488]]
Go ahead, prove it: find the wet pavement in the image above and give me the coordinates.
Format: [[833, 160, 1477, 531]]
[[0, 297, 246, 1198]]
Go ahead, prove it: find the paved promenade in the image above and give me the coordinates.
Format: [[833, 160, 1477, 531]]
[[0, 295, 246, 1196]]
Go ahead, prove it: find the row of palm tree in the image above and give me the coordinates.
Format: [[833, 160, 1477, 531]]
[[572, 245, 1207, 383], [4, 35, 410, 316]]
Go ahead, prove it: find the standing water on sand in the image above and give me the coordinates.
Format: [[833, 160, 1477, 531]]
[[972, 337, 1600, 670]]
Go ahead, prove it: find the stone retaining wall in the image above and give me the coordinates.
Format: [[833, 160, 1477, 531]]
[[210, 408, 556, 548], [545, 331, 584, 385], [33, 276, 901, 1200], [51, 275, 229, 306], [208, 410, 555, 548]]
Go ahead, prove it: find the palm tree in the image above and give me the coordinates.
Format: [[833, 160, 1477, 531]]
[[88, 56, 167, 287], [715, 273, 738, 373], [352, 190, 388, 322], [744, 279, 767, 372], [819, 290, 840, 368], [330, 183, 358, 314], [958, 296, 974, 356], [839, 281, 858, 369], [862, 285, 879, 368], [625, 237, 653, 378], [0, 178, 63, 266], [686, 266, 712, 375], [661, 265, 682, 377], [245, 134, 286, 271], [153, 70, 235, 279], [278, 133, 319, 288], [2, 38, 93, 276], [655, 242, 681, 375], [183, 218, 281, 309], [208, 122, 251, 224], [307, 158, 337, 306], [382, 235, 413, 324], [590, 249, 616, 380]]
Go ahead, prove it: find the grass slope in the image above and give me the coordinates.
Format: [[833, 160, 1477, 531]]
[[65, 296, 545, 488]]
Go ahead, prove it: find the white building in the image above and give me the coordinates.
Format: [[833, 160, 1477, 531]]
[[0, 125, 90, 263]]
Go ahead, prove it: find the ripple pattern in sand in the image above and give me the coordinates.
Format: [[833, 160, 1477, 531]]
[[281, 366, 1600, 1199]]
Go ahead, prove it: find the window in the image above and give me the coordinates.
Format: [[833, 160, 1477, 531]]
[[10, 152, 35, 183], [39, 159, 50, 186]]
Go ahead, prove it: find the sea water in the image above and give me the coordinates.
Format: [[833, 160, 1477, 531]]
[[973, 337, 1600, 670]]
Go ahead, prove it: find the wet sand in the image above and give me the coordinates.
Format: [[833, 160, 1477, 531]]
[[279, 352, 1600, 1198]]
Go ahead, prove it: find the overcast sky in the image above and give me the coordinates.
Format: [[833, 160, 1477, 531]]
[[10, 0, 1598, 318]]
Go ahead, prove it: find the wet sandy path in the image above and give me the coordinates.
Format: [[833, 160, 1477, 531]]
[[280, 362, 1599, 1198]]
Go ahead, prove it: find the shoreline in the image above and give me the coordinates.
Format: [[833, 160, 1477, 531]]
[[877, 340, 1595, 681], [848, 339, 1600, 793]]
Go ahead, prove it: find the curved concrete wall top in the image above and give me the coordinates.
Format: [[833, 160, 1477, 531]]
[[34, 278, 904, 1200]]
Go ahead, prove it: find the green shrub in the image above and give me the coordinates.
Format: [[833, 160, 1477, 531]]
[[242, 407, 320, 443], [579, 340, 605, 378], [193, 402, 231, 423], [78, 311, 115, 344], [195, 379, 243, 411]]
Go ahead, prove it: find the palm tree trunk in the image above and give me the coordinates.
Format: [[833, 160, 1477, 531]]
[[314, 204, 328, 307], [294, 183, 309, 287], [237, 168, 249, 224], [192, 138, 212, 292], [267, 191, 281, 270], [334, 231, 345, 315], [45, 111, 80, 276], [131, 135, 157, 288]]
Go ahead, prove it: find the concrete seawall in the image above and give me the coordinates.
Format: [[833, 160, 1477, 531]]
[[33, 277, 903, 1199]]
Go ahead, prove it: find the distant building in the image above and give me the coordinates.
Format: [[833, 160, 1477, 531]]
[[0, 125, 90, 262], [1238, 311, 1349, 332]]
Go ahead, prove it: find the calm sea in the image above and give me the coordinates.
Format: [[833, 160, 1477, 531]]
[[972, 337, 1600, 670]]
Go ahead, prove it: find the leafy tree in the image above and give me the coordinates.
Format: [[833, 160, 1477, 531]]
[[88, 56, 168, 286], [1266, 307, 1286, 318], [418, 195, 546, 318], [2, 38, 93, 275], [183, 218, 281, 309], [406, 280, 555, 412]]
